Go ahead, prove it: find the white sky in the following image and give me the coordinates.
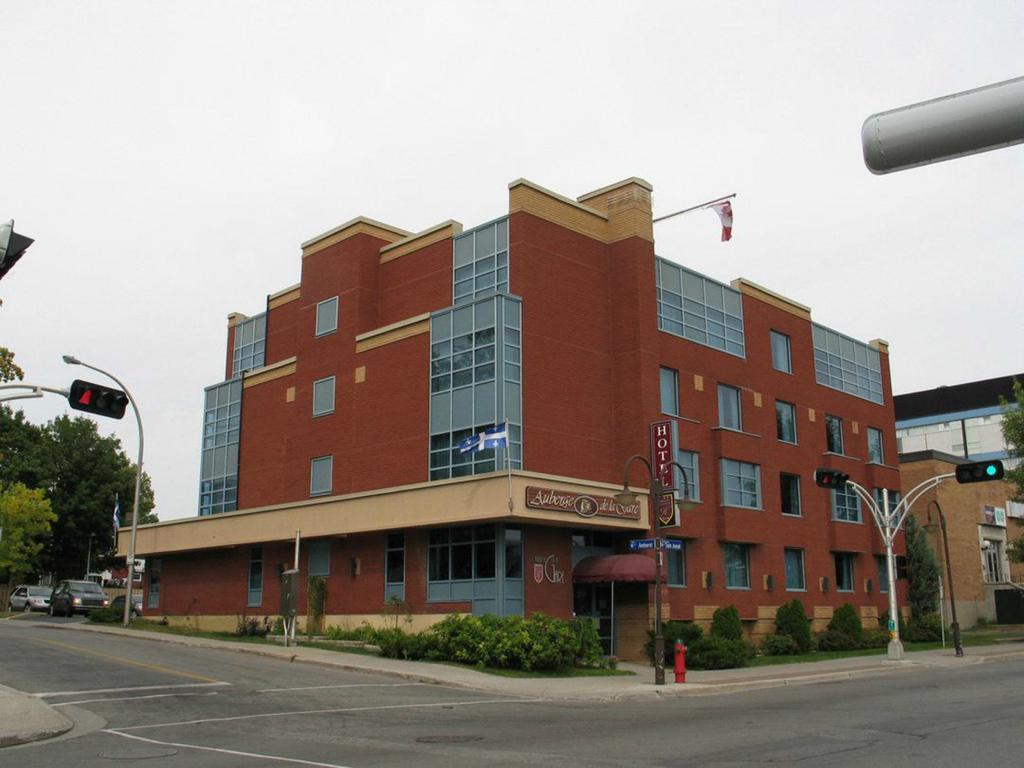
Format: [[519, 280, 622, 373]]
[[2, 2, 1021, 522]]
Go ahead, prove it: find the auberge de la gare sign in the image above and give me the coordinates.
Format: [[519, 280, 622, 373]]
[[525, 486, 641, 520]]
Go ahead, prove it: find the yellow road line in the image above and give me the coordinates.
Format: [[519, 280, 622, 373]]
[[33, 636, 221, 684]]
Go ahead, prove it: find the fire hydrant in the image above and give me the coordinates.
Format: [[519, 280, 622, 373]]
[[674, 639, 687, 683]]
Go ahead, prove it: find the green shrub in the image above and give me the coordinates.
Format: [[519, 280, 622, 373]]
[[775, 599, 812, 653], [88, 606, 121, 623], [235, 615, 266, 636], [375, 628, 408, 659], [827, 604, 863, 644], [686, 637, 748, 669], [860, 628, 889, 648], [710, 605, 743, 641], [761, 634, 799, 656], [817, 628, 859, 651], [306, 576, 327, 636], [570, 617, 604, 668], [906, 613, 943, 643], [323, 623, 377, 642], [644, 620, 705, 662]]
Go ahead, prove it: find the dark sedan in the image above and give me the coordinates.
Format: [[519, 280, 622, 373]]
[[49, 580, 110, 616]]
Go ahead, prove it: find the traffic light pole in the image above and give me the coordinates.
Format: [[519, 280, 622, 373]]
[[62, 356, 144, 628], [0, 383, 70, 403]]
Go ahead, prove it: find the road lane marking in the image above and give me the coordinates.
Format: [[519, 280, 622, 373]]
[[36, 682, 230, 698], [53, 691, 221, 706], [31, 636, 223, 683], [104, 730, 353, 768], [258, 682, 427, 693], [117, 697, 541, 731]]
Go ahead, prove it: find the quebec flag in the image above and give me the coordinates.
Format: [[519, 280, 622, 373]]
[[458, 422, 509, 453]]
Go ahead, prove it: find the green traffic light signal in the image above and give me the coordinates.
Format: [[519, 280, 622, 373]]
[[954, 460, 1005, 484]]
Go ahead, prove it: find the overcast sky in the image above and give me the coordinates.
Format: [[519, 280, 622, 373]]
[[2, 2, 1021, 522]]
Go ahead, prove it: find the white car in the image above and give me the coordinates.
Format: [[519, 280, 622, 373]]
[[7, 585, 52, 613]]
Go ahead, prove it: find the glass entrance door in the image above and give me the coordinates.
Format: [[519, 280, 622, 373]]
[[573, 583, 614, 655]]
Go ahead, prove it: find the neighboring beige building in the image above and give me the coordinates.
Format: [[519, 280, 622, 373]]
[[899, 450, 1024, 627]]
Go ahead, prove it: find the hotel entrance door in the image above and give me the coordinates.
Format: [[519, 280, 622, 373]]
[[573, 583, 614, 655]]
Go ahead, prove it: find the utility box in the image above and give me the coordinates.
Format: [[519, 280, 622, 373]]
[[280, 569, 299, 617]]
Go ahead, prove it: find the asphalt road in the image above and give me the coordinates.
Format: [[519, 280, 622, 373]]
[[2, 618, 1024, 767]]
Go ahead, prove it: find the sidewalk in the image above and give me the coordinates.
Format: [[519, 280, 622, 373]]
[[4, 620, 1024, 749]]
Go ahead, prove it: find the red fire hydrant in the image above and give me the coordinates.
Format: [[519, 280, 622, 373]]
[[674, 640, 687, 683]]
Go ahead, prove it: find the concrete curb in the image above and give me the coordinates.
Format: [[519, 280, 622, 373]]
[[0, 684, 74, 748]]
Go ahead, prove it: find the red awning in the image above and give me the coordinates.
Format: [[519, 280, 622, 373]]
[[573, 554, 655, 583]]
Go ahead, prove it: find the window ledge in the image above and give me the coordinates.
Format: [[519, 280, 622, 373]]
[[315, 328, 339, 339], [713, 427, 761, 439], [822, 451, 861, 462], [725, 586, 752, 591], [831, 518, 864, 525], [778, 439, 799, 446], [785, 588, 807, 593], [722, 505, 763, 512], [781, 513, 803, 518]]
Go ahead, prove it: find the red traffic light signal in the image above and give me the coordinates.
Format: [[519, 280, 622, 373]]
[[815, 468, 850, 489], [68, 379, 129, 419], [955, 460, 1005, 484]]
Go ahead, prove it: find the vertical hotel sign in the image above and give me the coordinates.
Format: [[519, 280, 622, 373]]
[[650, 420, 677, 527]]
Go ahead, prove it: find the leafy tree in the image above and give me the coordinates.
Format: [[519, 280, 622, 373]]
[[0, 483, 56, 579], [1000, 378, 1024, 503], [0, 406, 49, 490], [905, 513, 940, 617], [0, 300, 24, 382]]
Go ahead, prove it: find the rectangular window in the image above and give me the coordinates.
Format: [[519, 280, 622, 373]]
[[832, 486, 861, 523], [505, 527, 523, 579], [780, 473, 801, 516], [231, 313, 267, 377], [310, 456, 333, 496], [867, 427, 884, 464], [309, 541, 330, 577], [876, 555, 890, 593], [723, 543, 750, 589], [247, 547, 263, 607], [825, 414, 844, 454], [718, 384, 742, 430], [770, 330, 792, 373], [835, 553, 855, 592], [147, 559, 161, 609], [315, 296, 339, 336], [312, 376, 336, 417], [721, 459, 761, 509], [198, 379, 242, 516], [453, 217, 509, 304], [784, 548, 805, 591], [667, 539, 686, 587], [872, 488, 901, 515], [660, 367, 679, 416], [677, 450, 700, 501], [812, 323, 883, 404], [776, 400, 797, 443], [386, 533, 405, 601], [656, 259, 746, 357], [427, 525, 496, 584]]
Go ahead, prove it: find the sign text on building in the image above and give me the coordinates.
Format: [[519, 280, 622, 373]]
[[525, 486, 641, 520]]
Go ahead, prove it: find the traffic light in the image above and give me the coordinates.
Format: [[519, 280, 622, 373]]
[[68, 379, 129, 419], [955, 460, 1005, 484], [814, 468, 850, 489], [0, 219, 34, 281]]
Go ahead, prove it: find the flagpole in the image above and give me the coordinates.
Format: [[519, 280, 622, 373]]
[[653, 193, 736, 224], [505, 419, 513, 512]]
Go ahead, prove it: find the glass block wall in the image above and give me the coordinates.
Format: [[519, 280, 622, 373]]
[[199, 379, 241, 516], [812, 324, 883, 404], [656, 258, 745, 357]]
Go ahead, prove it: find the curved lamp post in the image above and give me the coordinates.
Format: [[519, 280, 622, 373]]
[[926, 499, 963, 657], [63, 355, 144, 628], [614, 454, 695, 685]]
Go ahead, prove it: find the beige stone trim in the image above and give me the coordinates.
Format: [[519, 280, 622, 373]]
[[354, 366, 366, 383], [693, 374, 704, 392], [730, 278, 812, 321], [242, 357, 297, 388], [577, 176, 654, 202], [227, 312, 248, 327], [753, 392, 762, 408], [757, 605, 778, 620], [268, 284, 301, 309], [693, 605, 717, 621], [285, 386, 296, 403], [852, 421, 860, 434], [869, 338, 890, 353], [509, 178, 611, 242], [379, 220, 463, 264], [121, 470, 648, 557], [808, 408, 816, 423], [355, 313, 431, 353], [813, 605, 834, 620], [302, 217, 411, 258]]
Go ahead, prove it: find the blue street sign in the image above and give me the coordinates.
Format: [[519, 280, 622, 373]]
[[662, 539, 682, 551], [629, 539, 657, 551]]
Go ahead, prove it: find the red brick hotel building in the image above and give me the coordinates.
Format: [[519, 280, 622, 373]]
[[122, 177, 904, 659]]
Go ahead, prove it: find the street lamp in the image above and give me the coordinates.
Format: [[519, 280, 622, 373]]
[[63, 355, 144, 628], [614, 454, 695, 686], [926, 499, 964, 657]]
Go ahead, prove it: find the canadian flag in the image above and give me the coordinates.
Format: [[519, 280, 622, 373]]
[[707, 201, 733, 242]]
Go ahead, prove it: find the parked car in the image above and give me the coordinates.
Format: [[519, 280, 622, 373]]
[[48, 580, 110, 616], [7, 585, 52, 613], [110, 594, 143, 617]]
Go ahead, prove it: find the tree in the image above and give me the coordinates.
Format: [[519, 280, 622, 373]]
[[0, 483, 56, 580], [0, 300, 24, 382], [905, 513, 940, 617], [40, 415, 156, 578], [1000, 378, 1024, 502]]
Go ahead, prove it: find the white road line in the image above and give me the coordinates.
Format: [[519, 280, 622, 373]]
[[34, 682, 230, 698], [52, 691, 220, 707], [103, 729, 353, 768], [258, 682, 427, 693], [118, 697, 540, 731]]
